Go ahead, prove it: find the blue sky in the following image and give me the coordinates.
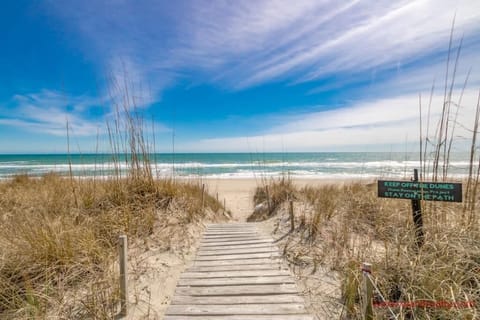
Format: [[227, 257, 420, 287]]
[[1, 0, 479, 153]]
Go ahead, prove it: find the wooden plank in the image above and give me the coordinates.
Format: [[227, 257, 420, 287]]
[[186, 264, 286, 273], [203, 240, 269, 245], [198, 247, 277, 256], [195, 252, 280, 261], [203, 231, 258, 235], [165, 303, 307, 315], [193, 258, 280, 267], [170, 294, 305, 305], [177, 275, 294, 286], [203, 234, 258, 238], [201, 239, 270, 244], [204, 229, 257, 231], [204, 229, 258, 231], [174, 284, 299, 296], [203, 233, 260, 237], [200, 242, 273, 248], [204, 229, 257, 232], [197, 250, 278, 257], [205, 228, 258, 232], [202, 236, 269, 242], [204, 232, 258, 235], [206, 223, 254, 226], [198, 243, 276, 251], [201, 239, 267, 243], [180, 270, 291, 279], [203, 232, 259, 235], [164, 315, 314, 320], [201, 239, 273, 247], [204, 231, 258, 234]]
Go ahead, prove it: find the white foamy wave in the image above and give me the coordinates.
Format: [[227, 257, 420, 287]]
[[161, 160, 472, 169], [0, 160, 471, 170]]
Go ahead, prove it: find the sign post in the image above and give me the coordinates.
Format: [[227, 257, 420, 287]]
[[411, 169, 424, 248], [378, 170, 462, 249]]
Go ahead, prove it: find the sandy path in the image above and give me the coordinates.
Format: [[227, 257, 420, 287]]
[[203, 179, 260, 221], [203, 178, 356, 222]]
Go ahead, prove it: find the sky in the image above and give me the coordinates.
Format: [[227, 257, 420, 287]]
[[0, 0, 480, 153]]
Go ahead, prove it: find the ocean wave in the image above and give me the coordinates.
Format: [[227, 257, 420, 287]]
[[0, 170, 470, 181], [0, 157, 473, 182], [0, 160, 471, 170]]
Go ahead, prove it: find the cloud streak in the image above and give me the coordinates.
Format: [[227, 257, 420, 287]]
[[163, 0, 480, 93], [45, 0, 480, 95], [0, 90, 103, 136], [181, 89, 480, 152], [234, 0, 480, 88]]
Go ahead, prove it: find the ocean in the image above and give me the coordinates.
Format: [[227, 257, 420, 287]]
[[0, 152, 471, 180]]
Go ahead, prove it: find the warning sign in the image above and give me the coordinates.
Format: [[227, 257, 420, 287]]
[[377, 180, 462, 202]]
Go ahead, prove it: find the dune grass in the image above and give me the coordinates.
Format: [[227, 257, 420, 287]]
[[0, 173, 226, 318], [250, 34, 480, 319], [252, 178, 479, 319]]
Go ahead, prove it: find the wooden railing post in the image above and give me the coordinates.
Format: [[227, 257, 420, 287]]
[[411, 169, 424, 248], [289, 200, 295, 232], [119, 235, 128, 317], [201, 183, 205, 210], [265, 186, 271, 212], [361, 262, 373, 320]]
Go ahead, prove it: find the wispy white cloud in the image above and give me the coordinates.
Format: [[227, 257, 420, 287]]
[[151, 0, 479, 93], [0, 90, 103, 136], [234, 0, 480, 88], [0, 89, 172, 139], [45, 0, 480, 95], [308, 42, 480, 99], [181, 89, 480, 152]]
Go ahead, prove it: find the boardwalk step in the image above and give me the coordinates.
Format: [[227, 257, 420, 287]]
[[164, 315, 314, 320], [201, 237, 272, 243], [200, 239, 273, 247], [195, 252, 280, 261], [181, 270, 291, 279], [165, 223, 314, 319], [178, 275, 294, 286], [175, 284, 299, 296], [165, 303, 307, 315], [198, 243, 276, 251], [203, 234, 261, 239], [186, 264, 286, 273], [203, 231, 258, 235], [171, 294, 306, 305], [197, 248, 278, 256], [193, 258, 280, 267]]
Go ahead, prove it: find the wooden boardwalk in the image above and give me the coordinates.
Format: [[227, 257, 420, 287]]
[[164, 223, 314, 320]]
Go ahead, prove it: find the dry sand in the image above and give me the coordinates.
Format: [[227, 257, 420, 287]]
[[203, 178, 260, 221], [203, 177, 361, 221]]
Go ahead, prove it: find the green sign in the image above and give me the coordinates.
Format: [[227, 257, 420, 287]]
[[378, 180, 462, 202]]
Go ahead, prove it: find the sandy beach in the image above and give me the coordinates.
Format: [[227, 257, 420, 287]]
[[203, 177, 374, 221]]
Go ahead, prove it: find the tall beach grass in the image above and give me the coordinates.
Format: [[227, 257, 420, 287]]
[[0, 94, 227, 318]]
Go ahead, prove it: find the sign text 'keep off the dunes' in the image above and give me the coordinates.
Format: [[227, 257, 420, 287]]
[[378, 181, 462, 202]]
